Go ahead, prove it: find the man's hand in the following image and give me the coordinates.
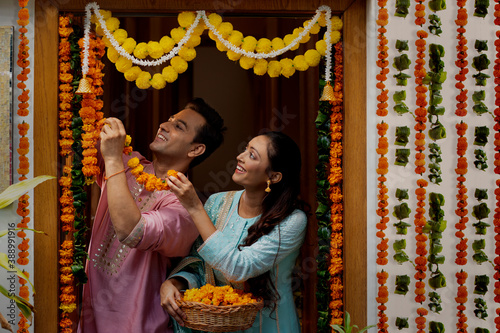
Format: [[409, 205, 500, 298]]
[[100, 117, 127, 164]]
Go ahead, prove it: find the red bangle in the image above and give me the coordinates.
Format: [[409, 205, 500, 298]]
[[104, 168, 126, 181]]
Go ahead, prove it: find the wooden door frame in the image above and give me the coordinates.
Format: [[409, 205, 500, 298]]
[[34, 0, 366, 332]]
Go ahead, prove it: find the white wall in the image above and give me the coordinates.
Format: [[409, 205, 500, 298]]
[[0, 0, 35, 331]]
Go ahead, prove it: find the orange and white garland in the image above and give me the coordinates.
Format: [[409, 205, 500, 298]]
[[454, 0, 469, 330], [413, 1, 428, 331], [494, 0, 500, 329], [374, 0, 389, 331], [16, 0, 31, 332]]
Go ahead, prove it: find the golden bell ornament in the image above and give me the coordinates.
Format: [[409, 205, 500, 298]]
[[319, 81, 335, 102], [76, 76, 93, 94]]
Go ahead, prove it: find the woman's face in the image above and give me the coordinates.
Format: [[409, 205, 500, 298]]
[[232, 135, 271, 190]]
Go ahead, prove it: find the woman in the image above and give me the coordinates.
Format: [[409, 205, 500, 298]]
[[161, 131, 307, 333]]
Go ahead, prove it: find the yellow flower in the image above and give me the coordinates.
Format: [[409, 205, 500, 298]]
[[293, 27, 310, 43], [193, 22, 205, 35], [303, 19, 321, 34], [239, 56, 255, 69], [147, 41, 163, 59], [241, 36, 257, 52], [160, 36, 175, 53], [293, 55, 308, 71], [170, 27, 186, 44], [218, 22, 233, 38], [256, 38, 272, 53], [179, 47, 196, 61], [124, 66, 142, 81], [253, 59, 268, 76], [105, 17, 120, 32], [162, 66, 178, 83], [267, 60, 281, 77], [113, 29, 128, 45], [133, 42, 149, 59], [100, 10, 112, 20], [280, 58, 295, 78], [178, 11, 195, 27], [317, 13, 327, 27], [102, 36, 113, 48], [151, 73, 166, 89], [331, 16, 343, 31], [107, 47, 120, 63], [115, 56, 133, 73], [136, 71, 152, 89], [208, 13, 222, 28], [283, 34, 299, 51], [185, 34, 201, 48], [228, 30, 244, 47], [226, 50, 241, 61], [59, 303, 77, 313], [122, 38, 137, 54], [216, 40, 228, 52], [127, 157, 140, 169], [271, 37, 285, 51], [124, 135, 132, 147], [171, 56, 188, 73], [305, 49, 321, 67], [316, 39, 327, 56], [330, 30, 341, 45]]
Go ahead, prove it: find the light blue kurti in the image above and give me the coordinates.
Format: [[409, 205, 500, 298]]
[[170, 190, 307, 333]]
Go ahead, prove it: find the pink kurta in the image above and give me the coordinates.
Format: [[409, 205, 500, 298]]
[[77, 151, 199, 333]]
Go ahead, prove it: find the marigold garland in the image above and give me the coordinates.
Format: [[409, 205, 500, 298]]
[[494, 2, 500, 330], [453, 1, 470, 330], [78, 33, 105, 183], [87, 4, 341, 87], [375, 0, 389, 331], [16, 1, 31, 331], [413, 3, 428, 332], [59, 240, 76, 333], [328, 41, 344, 328], [57, 15, 79, 333]]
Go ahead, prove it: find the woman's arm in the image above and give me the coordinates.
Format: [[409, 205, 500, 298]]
[[199, 210, 307, 282], [167, 172, 217, 240]]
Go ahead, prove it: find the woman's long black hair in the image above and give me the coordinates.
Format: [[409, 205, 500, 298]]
[[238, 131, 305, 311]]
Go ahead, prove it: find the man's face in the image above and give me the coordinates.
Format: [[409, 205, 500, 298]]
[[149, 107, 206, 160]]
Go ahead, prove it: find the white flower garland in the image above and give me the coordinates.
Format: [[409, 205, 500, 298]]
[[81, 2, 334, 82]]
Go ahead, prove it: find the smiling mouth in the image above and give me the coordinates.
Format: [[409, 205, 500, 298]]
[[157, 133, 167, 142], [236, 165, 246, 172]]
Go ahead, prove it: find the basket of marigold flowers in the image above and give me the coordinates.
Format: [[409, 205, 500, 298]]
[[176, 284, 264, 332]]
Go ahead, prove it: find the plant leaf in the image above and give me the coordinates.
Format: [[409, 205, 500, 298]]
[[0, 176, 55, 209], [0, 253, 34, 294]]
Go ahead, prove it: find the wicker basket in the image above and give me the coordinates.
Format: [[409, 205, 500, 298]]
[[176, 298, 264, 332]]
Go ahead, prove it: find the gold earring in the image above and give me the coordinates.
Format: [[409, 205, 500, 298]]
[[265, 180, 271, 193]]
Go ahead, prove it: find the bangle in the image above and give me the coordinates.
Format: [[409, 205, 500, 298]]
[[104, 168, 126, 181]]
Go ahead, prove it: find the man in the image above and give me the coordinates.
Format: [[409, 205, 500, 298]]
[[77, 98, 226, 333]]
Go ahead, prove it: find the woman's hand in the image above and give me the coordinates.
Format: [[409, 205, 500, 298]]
[[160, 279, 187, 326], [167, 172, 204, 214], [168, 172, 217, 240]]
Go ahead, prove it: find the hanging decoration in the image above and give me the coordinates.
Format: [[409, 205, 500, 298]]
[[16, 0, 32, 332], [328, 41, 344, 327], [315, 35, 344, 331], [77, 2, 341, 94]]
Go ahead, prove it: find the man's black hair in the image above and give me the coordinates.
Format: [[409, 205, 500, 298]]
[[185, 98, 226, 168]]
